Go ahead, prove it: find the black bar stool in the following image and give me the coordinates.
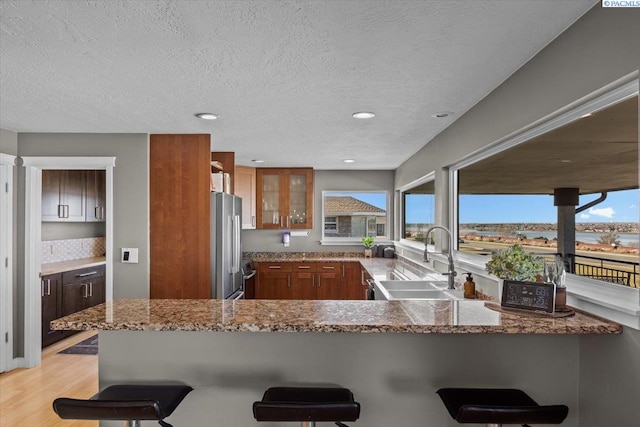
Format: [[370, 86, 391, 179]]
[[53, 384, 193, 427], [253, 386, 361, 427], [436, 388, 568, 427]]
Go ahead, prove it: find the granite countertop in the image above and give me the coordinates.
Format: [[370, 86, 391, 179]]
[[41, 256, 106, 276], [51, 298, 621, 334]]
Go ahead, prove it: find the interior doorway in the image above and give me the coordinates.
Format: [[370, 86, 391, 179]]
[[21, 156, 115, 368], [0, 154, 16, 373]]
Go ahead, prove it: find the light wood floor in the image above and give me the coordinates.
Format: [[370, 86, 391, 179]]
[[0, 331, 98, 427]]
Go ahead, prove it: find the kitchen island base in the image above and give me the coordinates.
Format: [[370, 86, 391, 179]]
[[98, 331, 579, 427]]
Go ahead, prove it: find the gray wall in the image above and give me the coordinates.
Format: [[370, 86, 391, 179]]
[[396, 6, 640, 189], [17, 133, 149, 299], [394, 5, 640, 426], [242, 169, 395, 253], [579, 328, 640, 426]]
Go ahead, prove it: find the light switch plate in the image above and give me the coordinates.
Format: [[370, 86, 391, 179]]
[[121, 248, 139, 264]]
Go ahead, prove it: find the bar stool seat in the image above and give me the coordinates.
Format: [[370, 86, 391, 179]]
[[53, 384, 193, 427], [437, 388, 568, 426], [253, 386, 360, 426]]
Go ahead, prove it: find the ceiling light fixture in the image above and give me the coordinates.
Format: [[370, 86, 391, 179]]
[[252, 159, 265, 163], [195, 113, 219, 120], [431, 111, 454, 118], [343, 159, 356, 163], [352, 112, 375, 119]]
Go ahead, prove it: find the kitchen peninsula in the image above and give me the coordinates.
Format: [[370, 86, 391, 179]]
[[52, 294, 620, 427]]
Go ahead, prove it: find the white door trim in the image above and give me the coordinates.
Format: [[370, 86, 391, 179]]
[[0, 154, 16, 373], [21, 156, 115, 367]]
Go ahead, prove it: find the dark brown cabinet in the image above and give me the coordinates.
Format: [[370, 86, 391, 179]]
[[61, 266, 105, 316], [42, 264, 105, 348], [41, 273, 62, 347], [42, 169, 106, 222], [85, 170, 106, 222], [41, 170, 86, 222]]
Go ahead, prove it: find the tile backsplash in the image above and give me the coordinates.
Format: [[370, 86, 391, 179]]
[[42, 237, 106, 264]]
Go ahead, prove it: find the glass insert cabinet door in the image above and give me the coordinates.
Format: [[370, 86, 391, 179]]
[[256, 168, 314, 229]]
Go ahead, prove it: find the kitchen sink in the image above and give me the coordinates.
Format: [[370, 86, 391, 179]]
[[374, 280, 463, 301]]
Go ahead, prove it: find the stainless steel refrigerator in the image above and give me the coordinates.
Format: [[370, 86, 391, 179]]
[[211, 192, 244, 299]]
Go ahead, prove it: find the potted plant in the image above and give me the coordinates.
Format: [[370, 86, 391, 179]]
[[362, 236, 374, 258], [485, 244, 544, 282]]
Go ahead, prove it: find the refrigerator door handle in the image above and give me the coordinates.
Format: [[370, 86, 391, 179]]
[[231, 214, 241, 274]]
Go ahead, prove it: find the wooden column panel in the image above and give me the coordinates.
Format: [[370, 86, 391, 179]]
[[150, 134, 211, 299]]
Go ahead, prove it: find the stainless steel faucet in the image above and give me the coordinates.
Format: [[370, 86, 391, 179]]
[[424, 225, 457, 290]]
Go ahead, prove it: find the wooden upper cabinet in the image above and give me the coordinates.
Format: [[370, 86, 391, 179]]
[[150, 134, 211, 299], [211, 151, 235, 193], [42, 170, 86, 222], [85, 170, 106, 222], [235, 165, 256, 229], [256, 168, 313, 229]]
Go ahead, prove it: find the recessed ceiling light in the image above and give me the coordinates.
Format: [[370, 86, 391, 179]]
[[343, 159, 356, 163], [352, 112, 375, 119], [252, 159, 265, 163], [431, 111, 454, 118], [580, 113, 593, 118], [195, 113, 219, 120]]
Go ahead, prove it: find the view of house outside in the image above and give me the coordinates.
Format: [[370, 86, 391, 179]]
[[323, 192, 387, 239]]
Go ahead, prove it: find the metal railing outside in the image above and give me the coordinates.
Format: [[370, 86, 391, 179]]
[[568, 254, 638, 288]]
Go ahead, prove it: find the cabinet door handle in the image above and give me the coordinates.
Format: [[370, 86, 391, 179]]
[[342, 264, 345, 277], [95, 206, 99, 219], [65, 205, 70, 218], [58, 205, 64, 218], [322, 266, 335, 270], [47, 279, 51, 296], [287, 275, 291, 288], [279, 216, 283, 226], [317, 274, 321, 288], [297, 266, 310, 269], [286, 216, 289, 227], [88, 282, 93, 297], [268, 266, 281, 269], [361, 270, 364, 283], [76, 271, 98, 277], [252, 216, 256, 227], [312, 275, 315, 288], [82, 284, 88, 298], [41, 280, 45, 297], [100, 206, 105, 220]]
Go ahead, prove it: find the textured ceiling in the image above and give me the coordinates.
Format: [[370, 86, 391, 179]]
[[0, 0, 596, 169]]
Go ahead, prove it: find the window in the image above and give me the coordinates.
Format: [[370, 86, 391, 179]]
[[324, 216, 338, 234], [322, 191, 389, 242], [453, 91, 639, 290], [400, 177, 435, 244]]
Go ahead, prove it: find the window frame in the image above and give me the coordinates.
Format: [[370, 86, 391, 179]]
[[396, 172, 436, 252], [447, 78, 640, 329], [320, 190, 391, 245]]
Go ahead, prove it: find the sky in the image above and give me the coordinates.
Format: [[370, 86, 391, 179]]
[[458, 189, 639, 223], [327, 189, 639, 224]]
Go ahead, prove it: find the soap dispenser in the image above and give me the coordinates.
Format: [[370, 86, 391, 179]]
[[463, 273, 476, 299]]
